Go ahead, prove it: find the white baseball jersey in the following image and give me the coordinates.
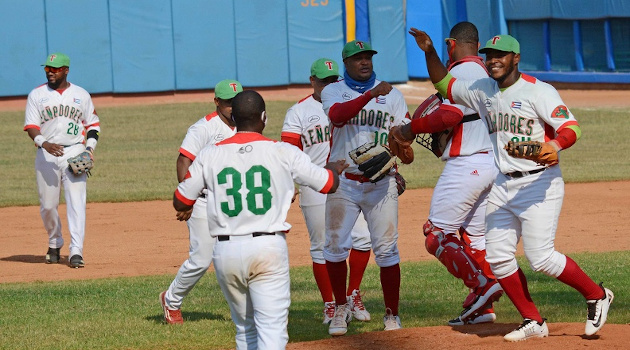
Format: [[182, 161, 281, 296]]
[[321, 79, 409, 174], [175, 133, 335, 236], [24, 83, 101, 144], [179, 111, 236, 161], [446, 73, 578, 174], [440, 59, 493, 160], [282, 95, 331, 206]]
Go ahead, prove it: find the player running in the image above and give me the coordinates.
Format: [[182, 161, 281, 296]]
[[409, 28, 614, 342]]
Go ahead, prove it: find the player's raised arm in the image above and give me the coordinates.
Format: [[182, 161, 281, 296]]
[[409, 28, 449, 84]]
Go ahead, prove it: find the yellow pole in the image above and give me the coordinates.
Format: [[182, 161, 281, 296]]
[[345, 0, 356, 42]]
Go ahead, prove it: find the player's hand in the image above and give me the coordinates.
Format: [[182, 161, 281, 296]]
[[43, 142, 64, 157], [370, 81, 393, 97], [324, 159, 349, 175], [176, 208, 193, 221], [409, 27, 434, 52]]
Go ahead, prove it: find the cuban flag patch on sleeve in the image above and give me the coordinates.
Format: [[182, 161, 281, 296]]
[[511, 101, 521, 109], [376, 96, 386, 104]]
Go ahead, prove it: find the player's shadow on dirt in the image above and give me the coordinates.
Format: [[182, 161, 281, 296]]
[[1, 254, 54, 264], [146, 311, 228, 324], [450, 323, 521, 337]]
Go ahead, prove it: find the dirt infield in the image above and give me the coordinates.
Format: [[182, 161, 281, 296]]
[[2, 83, 629, 348]]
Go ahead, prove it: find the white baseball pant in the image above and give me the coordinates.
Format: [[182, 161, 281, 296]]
[[213, 233, 290, 350], [35, 144, 87, 258], [164, 198, 215, 309], [485, 165, 567, 279]]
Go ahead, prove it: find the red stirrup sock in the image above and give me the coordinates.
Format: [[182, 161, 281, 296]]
[[326, 260, 348, 306], [557, 256, 605, 300], [380, 264, 401, 315], [347, 249, 370, 295], [498, 268, 542, 323], [313, 262, 334, 302]]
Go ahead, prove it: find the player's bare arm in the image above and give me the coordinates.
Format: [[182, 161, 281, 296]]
[[27, 128, 64, 157], [409, 28, 448, 84], [323, 159, 349, 193], [175, 154, 194, 221], [369, 81, 393, 97]]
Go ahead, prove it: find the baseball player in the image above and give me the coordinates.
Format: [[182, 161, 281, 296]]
[[410, 28, 614, 341], [173, 90, 348, 349], [160, 79, 242, 324], [24, 53, 101, 268], [281, 58, 373, 324], [389, 22, 502, 325], [320, 40, 411, 335]]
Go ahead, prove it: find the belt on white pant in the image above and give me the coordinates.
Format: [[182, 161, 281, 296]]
[[217, 232, 277, 241], [505, 167, 545, 178]]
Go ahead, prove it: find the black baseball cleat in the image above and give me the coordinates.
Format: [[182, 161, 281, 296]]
[[69, 255, 85, 268], [46, 247, 61, 264]]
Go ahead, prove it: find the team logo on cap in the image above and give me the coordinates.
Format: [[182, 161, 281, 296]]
[[552, 105, 569, 119], [49, 54, 57, 62], [229, 83, 239, 92]]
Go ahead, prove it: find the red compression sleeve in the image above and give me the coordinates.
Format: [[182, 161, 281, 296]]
[[280, 132, 302, 150], [410, 104, 464, 134], [328, 91, 373, 126], [550, 127, 578, 150]]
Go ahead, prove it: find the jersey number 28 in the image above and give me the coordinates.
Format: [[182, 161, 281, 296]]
[[217, 165, 272, 217]]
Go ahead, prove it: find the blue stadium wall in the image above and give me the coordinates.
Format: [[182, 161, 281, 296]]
[[1, 0, 628, 97]]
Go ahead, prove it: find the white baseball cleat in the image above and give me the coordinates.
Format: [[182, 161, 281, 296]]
[[585, 284, 614, 336], [347, 289, 371, 321], [323, 301, 336, 324], [383, 308, 402, 331], [328, 303, 352, 336], [504, 318, 548, 342], [448, 311, 496, 326]]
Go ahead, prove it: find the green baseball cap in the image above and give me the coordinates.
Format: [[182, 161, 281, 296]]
[[310, 58, 339, 79], [214, 79, 243, 100], [342, 40, 378, 59], [42, 53, 70, 68], [479, 35, 520, 54]]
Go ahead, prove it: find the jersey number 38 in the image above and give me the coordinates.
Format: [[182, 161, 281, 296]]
[[218, 165, 272, 217]]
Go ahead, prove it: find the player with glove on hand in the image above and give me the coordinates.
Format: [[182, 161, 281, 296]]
[[321, 40, 411, 336], [24, 53, 101, 268], [410, 27, 613, 342], [389, 22, 502, 326]]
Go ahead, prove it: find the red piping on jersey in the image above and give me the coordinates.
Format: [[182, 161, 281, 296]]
[[448, 55, 488, 74], [23, 124, 40, 131], [179, 148, 196, 161], [280, 132, 303, 150], [319, 169, 335, 194], [446, 77, 457, 104], [174, 189, 196, 206], [205, 111, 218, 121], [298, 94, 313, 104], [449, 123, 465, 156], [217, 132, 275, 145], [521, 73, 537, 84]]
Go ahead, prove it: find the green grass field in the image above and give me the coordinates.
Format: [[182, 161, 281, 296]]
[[1, 104, 629, 207], [0, 252, 627, 350], [1, 102, 629, 349]]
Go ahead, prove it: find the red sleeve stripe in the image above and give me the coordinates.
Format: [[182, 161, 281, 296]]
[[447, 77, 457, 103], [179, 148, 196, 161], [280, 132, 303, 150], [174, 189, 196, 206], [24, 124, 41, 131], [319, 169, 334, 194]]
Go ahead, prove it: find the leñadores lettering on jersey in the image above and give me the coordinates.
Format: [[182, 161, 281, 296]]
[[39, 104, 83, 124], [490, 112, 533, 136], [302, 124, 330, 148], [346, 108, 394, 130]]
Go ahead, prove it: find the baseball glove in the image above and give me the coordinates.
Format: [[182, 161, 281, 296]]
[[68, 151, 94, 177], [412, 93, 450, 158], [394, 171, 406, 196], [388, 126, 414, 164], [504, 141, 559, 166], [349, 142, 397, 182]]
